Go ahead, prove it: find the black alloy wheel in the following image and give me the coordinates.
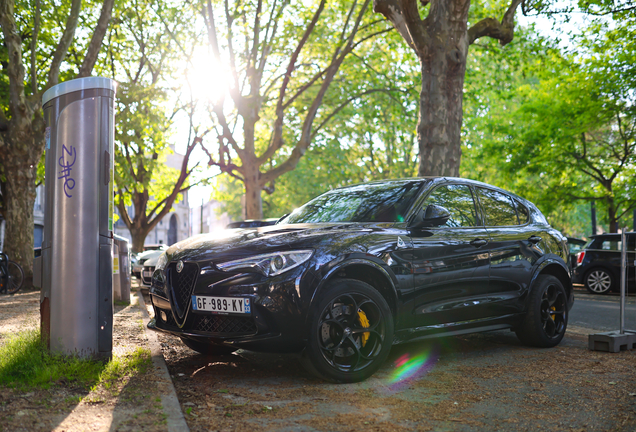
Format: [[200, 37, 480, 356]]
[[303, 279, 394, 383], [180, 336, 237, 355], [516, 275, 568, 348], [585, 268, 613, 294]]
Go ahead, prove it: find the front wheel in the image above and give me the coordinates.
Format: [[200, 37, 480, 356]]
[[179, 337, 237, 355], [303, 279, 394, 383], [516, 275, 568, 348], [5, 261, 24, 294]]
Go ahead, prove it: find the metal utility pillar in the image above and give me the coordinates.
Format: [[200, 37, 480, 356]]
[[38, 77, 117, 358]]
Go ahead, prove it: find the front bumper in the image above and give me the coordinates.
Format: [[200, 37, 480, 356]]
[[148, 261, 310, 352]]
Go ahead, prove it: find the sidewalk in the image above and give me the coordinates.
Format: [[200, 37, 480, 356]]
[[0, 288, 186, 432]]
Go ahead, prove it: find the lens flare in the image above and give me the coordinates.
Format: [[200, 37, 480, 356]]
[[388, 347, 438, 390]]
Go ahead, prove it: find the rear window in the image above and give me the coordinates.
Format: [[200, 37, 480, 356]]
[[588, 236, 635, 251]]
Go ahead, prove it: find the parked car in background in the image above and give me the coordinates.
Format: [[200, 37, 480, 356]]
[[132, 246, 167, 279], [573, 233, 636, 294], [567, 237, 587, 269], [226, 219, 279, 229], [140, 252, 164, 289], [148, 177, 572, 383]]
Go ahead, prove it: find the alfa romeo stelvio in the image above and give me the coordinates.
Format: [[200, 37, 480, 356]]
[[148, 177, 573, 382]]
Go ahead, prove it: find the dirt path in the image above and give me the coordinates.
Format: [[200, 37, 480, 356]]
[[0, 289, 170, 432], [153, 315, 636, 432]]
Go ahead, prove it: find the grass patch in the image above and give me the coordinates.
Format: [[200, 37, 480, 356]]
[[0, 329, 151, 392], [95, 348, 151, 391], [0, 329, 106, 390]]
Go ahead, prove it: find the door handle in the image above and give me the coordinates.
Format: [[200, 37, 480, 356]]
[[528, 235, 542, 244], [470, 239, 488, 247]]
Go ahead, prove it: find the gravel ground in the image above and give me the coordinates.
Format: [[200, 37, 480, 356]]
[[0, 288, 169, 432], [2, 284, 636, 432], [151, 304, 636, 432]]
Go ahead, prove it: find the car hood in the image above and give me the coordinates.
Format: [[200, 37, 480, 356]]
[[164, 223, 374, 263]]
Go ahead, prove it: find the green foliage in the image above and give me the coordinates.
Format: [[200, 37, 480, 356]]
[[461, 17, 636, 234], [0, 328, 151, 392]]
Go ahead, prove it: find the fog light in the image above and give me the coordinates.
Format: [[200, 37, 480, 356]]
[[160, 311, 167, 322]]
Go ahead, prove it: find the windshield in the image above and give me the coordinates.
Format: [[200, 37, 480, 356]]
[[280, 181, 424, 224]]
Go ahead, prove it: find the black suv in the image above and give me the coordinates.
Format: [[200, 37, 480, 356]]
[[149, 177, 573, 382], [573, 233, 636, 294]]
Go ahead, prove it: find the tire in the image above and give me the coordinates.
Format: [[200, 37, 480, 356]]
[[5, 261, 24, 294], [584, 268, 613, 294], [303, 279, 394, 383], [516, 275, 568, 348], [179, 337, 237, 355]]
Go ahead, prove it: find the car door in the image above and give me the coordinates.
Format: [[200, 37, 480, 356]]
[[475, 187, 542, 316], [408, 183, 491, 328]]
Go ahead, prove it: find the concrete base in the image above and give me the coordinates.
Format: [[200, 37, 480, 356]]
[[588, 330, 636, 353]]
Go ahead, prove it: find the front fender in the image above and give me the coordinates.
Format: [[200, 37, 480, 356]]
[[530, 254, 574, 309], [306, 255, 400, 324]]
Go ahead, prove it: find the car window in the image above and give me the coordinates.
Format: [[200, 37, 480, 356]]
[[423, 184, 478, 227], [601, 239, 621, 251], [476, 188, 519, 226], [598, 236, 636, 251], [281, 181, 423, 224], [515, 200, 529, 224]]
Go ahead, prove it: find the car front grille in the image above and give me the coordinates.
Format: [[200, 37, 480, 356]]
[[192, 314, 257, 336], [168, 262, 199, 319]]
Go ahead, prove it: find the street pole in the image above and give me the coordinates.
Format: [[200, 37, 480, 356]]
[[591, 201, 597, 235], [620, 229, 626, 335]]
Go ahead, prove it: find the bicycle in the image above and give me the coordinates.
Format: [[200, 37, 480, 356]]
[[0, 252, 24, 294]]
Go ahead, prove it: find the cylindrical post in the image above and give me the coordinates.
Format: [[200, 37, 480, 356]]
[[41, 77, 117, 358], [591, 201, 597, 235], [620, 229, 626, 334]]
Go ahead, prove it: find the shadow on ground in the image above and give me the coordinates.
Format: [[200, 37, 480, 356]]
[[158, 328, 636, 432]]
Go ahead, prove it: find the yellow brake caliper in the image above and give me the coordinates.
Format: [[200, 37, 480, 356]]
[[357, 309, 370, 347]]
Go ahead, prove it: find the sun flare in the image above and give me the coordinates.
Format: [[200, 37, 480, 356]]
[[184, 47, 232, 103]]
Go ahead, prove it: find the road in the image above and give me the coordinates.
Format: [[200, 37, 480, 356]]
[[570, 288, 636, 332]]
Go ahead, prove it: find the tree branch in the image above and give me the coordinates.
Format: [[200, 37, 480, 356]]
[[373, 0, 426, 53], [78, 0, 115, 77], [47, 0, 82, 87], [467, 0, 523, 46], [259, 0, 327, 164], [30, 0, 41, 94]]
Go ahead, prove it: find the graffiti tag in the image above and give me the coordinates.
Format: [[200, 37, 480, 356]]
[[58, 144, 76, 198]]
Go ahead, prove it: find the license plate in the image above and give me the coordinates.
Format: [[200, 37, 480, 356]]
[[143, 270, 152, 278], [191, 296, 251, 314]]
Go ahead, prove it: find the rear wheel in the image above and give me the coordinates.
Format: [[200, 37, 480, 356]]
[[303, 279, 394, 383], [180, 337, 237, 355], [5, 261, 24, 294], [584, 268, 613, 294], [516, 275, 568, 348]]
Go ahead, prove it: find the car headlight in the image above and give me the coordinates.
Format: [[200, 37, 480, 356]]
[[217, 250, 313, 277], [155, 252, 168, 271]]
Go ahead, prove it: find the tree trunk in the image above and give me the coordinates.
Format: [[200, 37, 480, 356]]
[[130, 226, 151, 253], [243, 162, 263, 220], [416, 22, 468, 177], [608, 199, 618, 233], [2, 161, 37, 288]]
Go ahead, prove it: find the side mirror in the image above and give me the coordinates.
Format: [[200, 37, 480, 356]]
[[411, 204, 451, 228]]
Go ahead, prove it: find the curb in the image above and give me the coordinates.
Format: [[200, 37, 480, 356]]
[[136, 290, 190, 432]]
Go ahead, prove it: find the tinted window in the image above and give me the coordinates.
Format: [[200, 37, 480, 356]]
[[282, 181, 422, 224], [477, 188, 518, 226], [515, 200, 529, 224], [423, 184, 478, 227], [601, 239, 621, 251]]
